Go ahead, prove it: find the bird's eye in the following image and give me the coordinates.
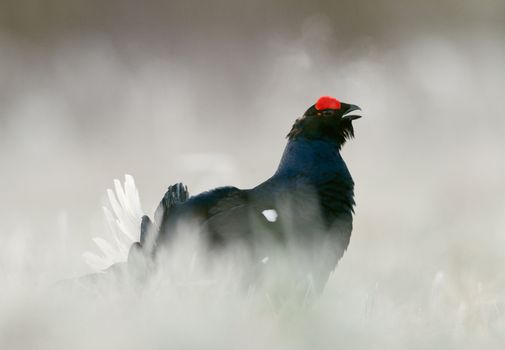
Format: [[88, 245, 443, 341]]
[[322, 110, 334, 117]]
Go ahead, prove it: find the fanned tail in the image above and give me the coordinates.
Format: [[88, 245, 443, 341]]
[[83, 177, 190, 273], [83, 174, 144, 271]]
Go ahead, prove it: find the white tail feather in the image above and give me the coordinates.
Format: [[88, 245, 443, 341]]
[[83, 174, 144, 271]]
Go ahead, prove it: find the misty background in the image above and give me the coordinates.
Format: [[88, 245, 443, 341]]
[[1, 0, 505, 348]]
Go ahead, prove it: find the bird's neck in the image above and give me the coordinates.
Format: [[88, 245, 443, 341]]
[[274, 137, 352, 182]]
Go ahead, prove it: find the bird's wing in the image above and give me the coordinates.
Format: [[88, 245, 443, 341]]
[[149, 186, 267, 246], [202, 177, 328, 246], [202, 188, 268, 241], [193, 184, 287, 245]]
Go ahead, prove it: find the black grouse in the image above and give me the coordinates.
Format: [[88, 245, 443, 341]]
[[130, 96, 362, 290]]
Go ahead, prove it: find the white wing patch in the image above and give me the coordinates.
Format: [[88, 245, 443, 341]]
[[262, 209, 278, 222]]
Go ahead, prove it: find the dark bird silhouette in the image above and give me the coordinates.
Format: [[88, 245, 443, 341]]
[[130, 96, 362, 290]]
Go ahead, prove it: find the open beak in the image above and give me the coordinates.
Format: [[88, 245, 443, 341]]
[[342, 104, 362, 121]]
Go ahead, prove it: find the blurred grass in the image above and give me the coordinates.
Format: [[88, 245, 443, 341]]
[[1, 0, 505, 348]]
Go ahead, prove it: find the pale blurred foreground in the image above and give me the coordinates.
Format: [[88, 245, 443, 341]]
[[1, 175, 504, 350]]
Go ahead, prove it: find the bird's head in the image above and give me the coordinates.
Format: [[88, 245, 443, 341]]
[[287, 96, 362, 147]]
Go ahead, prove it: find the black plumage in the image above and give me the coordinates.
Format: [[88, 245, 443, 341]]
[[132, 96, 362, 290]]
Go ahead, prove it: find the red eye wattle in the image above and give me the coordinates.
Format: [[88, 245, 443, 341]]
[[315, 96, 341, 111]]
